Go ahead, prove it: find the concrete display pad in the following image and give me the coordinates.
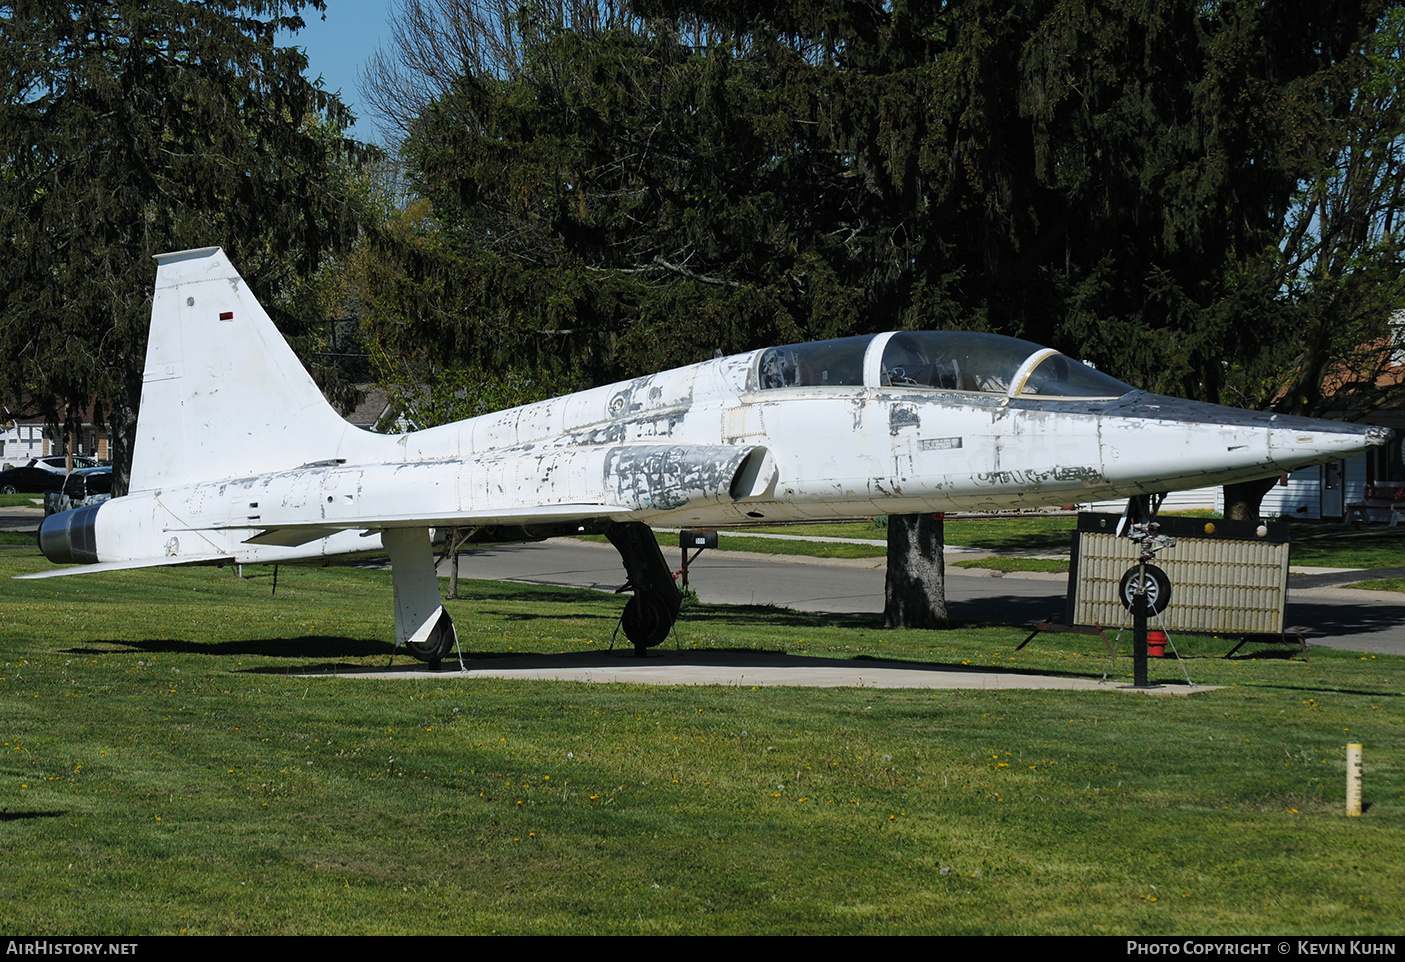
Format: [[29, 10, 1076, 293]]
[[310, 649, 1215, 694]]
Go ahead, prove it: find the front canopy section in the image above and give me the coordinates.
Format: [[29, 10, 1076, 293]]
[[752, 330, 1133, 400]]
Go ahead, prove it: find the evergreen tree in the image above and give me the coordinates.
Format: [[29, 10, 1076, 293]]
[[0, 0, 373, 493], [378, 0, 1396, 394], [366, 0, 1398, 620]]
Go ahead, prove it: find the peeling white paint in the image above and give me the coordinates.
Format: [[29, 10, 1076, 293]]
[[27, 248, 1392, 580]]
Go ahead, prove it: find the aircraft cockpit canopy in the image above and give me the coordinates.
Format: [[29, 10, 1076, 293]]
[[757, 335, 874, 389], [756, 331, 1132, 399]]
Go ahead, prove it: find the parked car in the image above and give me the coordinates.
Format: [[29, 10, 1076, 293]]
[[0, 456, 101, 494], [31, 455, 100, 475], [0, 463, 66, 495], [45, 467, 113, 515]]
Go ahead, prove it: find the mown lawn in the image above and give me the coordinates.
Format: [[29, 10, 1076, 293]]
[[735, 515, 1078, 553], [1, 546, 1402, 934]]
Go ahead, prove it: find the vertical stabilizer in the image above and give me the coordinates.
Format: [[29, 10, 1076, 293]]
[[129, 248, 358, 491]]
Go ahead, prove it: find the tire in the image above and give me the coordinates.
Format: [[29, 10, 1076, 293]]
[[1119, 564, 1171, 615], [622, 591, 671, 650], [405, 608, 456, 664], [1, 484, 16, 495]]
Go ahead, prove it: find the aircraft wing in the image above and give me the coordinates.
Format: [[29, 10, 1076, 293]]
[[205, 442, 777, 548], [234, 503, 632, 548], [24, 442, 779, 579]]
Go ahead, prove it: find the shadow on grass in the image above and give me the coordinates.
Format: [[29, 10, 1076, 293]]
[[444, 584, 625, 607], [0, 810, 66, 821], [64, 635, 387, 659], [682, 603, 879, 629], [479, 608, 623, 625], [961, 531, 1075, 553], [1223, 647, 1303, 661]]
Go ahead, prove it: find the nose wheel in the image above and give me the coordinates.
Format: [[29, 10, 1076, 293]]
[[1119, 563, 1171, 615]]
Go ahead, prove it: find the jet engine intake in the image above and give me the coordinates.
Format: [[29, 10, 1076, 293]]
[[730, 446, 778, 501]]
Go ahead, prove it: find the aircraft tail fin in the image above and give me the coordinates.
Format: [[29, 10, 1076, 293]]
[[129, 248, 360, 492]]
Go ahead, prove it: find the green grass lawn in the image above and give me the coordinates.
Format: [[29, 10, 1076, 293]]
[[1342, 578, 1405, 592], [0, 493, 45, 508], [1285, 523, 1405, 569], [2, 545, 1403, 934], [952, 557, 1070, 574]]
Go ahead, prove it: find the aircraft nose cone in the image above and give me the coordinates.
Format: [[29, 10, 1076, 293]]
[[1098, 392, 1394, 489], [1266, 419, 1393, 469]]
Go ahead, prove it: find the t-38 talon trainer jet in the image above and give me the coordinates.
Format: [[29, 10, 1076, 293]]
[[25, 248, 1393, 660]]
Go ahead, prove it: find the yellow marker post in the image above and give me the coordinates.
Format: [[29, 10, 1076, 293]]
[[1347, 743, 1363, 817]]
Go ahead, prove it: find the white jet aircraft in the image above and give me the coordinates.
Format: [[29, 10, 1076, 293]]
[[27, 247, 1393, 659]]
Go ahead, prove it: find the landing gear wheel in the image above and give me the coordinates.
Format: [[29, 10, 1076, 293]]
[[622, 591, 671, 654], [405, 609, 456, 665], [407, 637, 453, 665], [1119, 564, 1171, 615]]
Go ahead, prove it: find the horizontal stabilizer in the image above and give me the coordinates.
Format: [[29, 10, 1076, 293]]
[[15, 555, 233, 580]]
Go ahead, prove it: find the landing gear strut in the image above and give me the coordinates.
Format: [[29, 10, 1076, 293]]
[[605, 522, 682, 655], [384, 527, 459, 667]]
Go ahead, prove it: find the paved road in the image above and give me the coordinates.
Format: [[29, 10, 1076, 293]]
[[443, 538, 1405, 656], [0, 505, 42, 532], [8, 502, 1401, 656]]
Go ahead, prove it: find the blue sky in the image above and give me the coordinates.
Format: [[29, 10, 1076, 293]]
[[281, 0, 395, 142]]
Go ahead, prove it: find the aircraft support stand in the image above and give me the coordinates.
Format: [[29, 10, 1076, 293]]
[[1121, 516, 1176, 690], [383, 527, 458, 667], [605, 522, 683, 656], [1132, 597, 1149, 688]]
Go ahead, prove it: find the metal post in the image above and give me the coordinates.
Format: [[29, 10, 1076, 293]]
[[1132, 585, 1149, 687]]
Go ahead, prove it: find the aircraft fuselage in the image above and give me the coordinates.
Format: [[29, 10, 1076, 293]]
[[48, 332, 1388, 572]]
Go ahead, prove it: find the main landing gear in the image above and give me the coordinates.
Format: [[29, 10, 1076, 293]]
[[605, 522, 682, 656], [384, 527, 458, 667], [382, 521, 679, 663]]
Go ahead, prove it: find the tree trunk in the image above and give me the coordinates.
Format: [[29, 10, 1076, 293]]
[[1223, 476, 1279, 522], [883, 513, 948, 628]]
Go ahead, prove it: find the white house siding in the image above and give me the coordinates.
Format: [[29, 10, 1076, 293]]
[[0, 423, 46, 468], [1080, 454, 1373, 521], [1081, 485, 1219, 514]]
